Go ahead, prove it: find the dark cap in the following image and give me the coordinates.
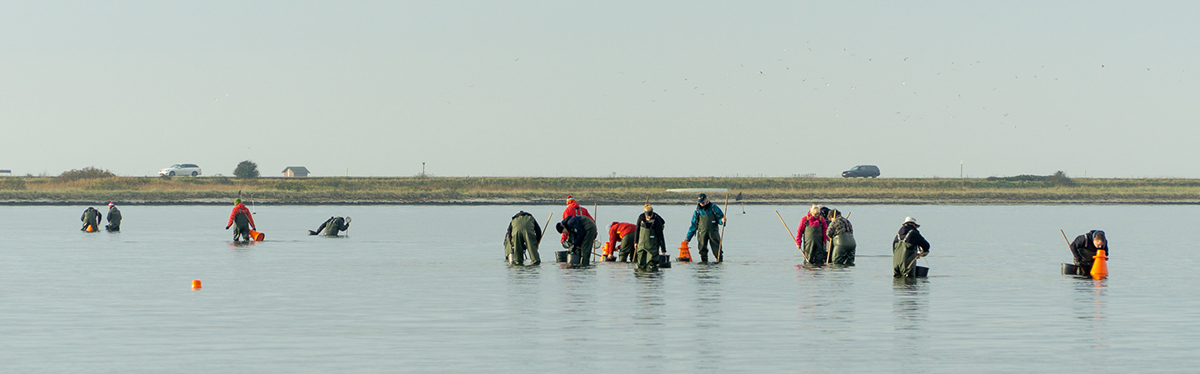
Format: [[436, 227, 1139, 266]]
[[698, 193, 708, 203]]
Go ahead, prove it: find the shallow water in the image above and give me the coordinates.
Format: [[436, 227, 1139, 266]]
[[1, 204, 1197, 373]]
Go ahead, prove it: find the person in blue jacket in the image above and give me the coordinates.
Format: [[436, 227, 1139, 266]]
[[684, 193, 725, 263]]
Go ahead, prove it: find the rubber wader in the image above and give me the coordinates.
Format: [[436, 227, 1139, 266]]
[[233, 212, 251, 242], [893, 233, 919, 277], [570, 217, 597, 267], [830, 232, 856, 265], [697, 210, 721, 262], [510, 214, 541, 265], [635, 224, 660, 272], [618, 233, 636, 262], [106, 208, 121, 232], [802, 224, 826, 265]]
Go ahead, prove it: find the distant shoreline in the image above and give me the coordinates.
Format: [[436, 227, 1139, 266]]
[[2, 176, 1200, 205]]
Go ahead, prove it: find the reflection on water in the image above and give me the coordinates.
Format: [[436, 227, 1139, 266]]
[[1072, 277, 1108, 351]]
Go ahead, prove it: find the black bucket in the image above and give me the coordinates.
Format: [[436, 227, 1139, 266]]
[[568, 252, 582, 265], [914, 266, 929, 278], [658, 254, 671, 269], [555, 250, 568, 263], [1061, 263, 1079, 275]]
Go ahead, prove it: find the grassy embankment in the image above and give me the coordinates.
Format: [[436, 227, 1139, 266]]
[[2, 176, 1200, 204]]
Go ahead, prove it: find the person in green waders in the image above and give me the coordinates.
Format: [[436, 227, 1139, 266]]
[[685, 193, 725, 263], [795, 204, 828, 265], [105, 202, 122, 232], [556, 214, 596, 267], [633, 204, 666, 272], [505, 211, 543, 266], [80, 207, 102, 232], [826, 208, 856, 265], [893, 217, 930, 277], [310, 216, 351, 236]]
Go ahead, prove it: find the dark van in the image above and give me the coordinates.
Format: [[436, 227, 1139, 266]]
[[841, 165, 880, 178]]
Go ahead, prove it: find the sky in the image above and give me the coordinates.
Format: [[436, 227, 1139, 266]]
[[2, 1, 1198, 178]]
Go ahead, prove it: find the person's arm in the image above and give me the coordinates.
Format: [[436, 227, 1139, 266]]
[[796, 217, 809, 246], [685, 210, 700, 241], [82, 211, 87, 222], [606, 224, 619, 250], [655, 218, 666, 253], [317, 219, 330, 234], [821, 219, 829, 243], [340, 219, 350, 231], [505, 221, 514, 241], [227, 208, 237, 228], [912, 230, 931, 252], [713, 204, 725, 224], [532, 219, 542, 242]]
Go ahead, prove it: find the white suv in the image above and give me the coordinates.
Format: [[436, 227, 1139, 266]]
[[160, 164, 202, 177]]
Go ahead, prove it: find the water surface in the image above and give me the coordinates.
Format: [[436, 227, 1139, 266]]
[[1, 204, 1196, 373]]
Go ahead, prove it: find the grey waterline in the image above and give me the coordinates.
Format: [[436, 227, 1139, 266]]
[[1, 204, 1197, 373]]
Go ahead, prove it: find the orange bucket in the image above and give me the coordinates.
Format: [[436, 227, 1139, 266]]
[[86, 225, 96, 232], [1090, 249, 1108, 279], [678, 241, 692, 262], [249, 230, 265, 241], [602, 242, 613, 256]]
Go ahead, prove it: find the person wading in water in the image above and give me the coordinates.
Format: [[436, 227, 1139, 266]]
[[225, 198, 257, 242], [685, 193, 726, 263], [893, 217, 930, 277]]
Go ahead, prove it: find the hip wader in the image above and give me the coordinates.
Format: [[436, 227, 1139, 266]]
[[635, 225, 660, 272], [830, 233, 856, 265], [802, 225, 826, 265], [697, 212, 721, 262]]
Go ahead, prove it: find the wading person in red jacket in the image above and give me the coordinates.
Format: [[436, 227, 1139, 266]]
[[606, 222, 637, 262], [559, 195, 593, 243], [225, 198, 257, 242]]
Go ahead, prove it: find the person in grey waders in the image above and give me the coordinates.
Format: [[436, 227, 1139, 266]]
[[893, 217, 930, 277], [81, 207, 102, 231], [310, 216, 351, 236], [505, 211, 543, 266], [685, 193, 725, 262], [556, 215, 596, 267], [105, 202, 122, 232], [826, 208, 855, 265], [634, 204, 666, 272], [1069, 230, 1108, 275]]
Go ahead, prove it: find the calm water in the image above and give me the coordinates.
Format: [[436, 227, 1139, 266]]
[[1, 204, 1197, 373]]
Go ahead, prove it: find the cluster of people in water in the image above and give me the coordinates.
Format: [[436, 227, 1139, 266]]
[[80, 202, 121, 232], [80, 195, 1108, 278], [503, 194, 1109, 278], [80, 198, 352, 242]]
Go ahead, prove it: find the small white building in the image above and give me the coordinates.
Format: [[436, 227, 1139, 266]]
[[0, 169, 11, 176], [282, 166, 310, 177]]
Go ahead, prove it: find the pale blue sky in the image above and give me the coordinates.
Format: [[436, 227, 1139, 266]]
[[2, 1, 1197, 178]]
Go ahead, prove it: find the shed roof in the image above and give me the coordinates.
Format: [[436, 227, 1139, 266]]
[[282, 166, 310, 174]]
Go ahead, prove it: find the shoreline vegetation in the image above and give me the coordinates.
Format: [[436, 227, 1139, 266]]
[[3, 175, 1200, 205]]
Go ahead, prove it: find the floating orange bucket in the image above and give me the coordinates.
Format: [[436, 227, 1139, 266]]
[[86, 225, 96, 232], [192, 280, 202, 289], [678, 240, 692, 262], [249, 230, 265, 241], [602, 242, 613, 256]]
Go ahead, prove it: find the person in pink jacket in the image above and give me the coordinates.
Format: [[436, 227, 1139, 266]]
[[796, 204, 828, 265]]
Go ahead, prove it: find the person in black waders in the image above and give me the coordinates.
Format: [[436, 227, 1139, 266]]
[[225, 198, 256, 242], [310, 216, 351, 236], [1069, 230, 1108, 275], [633, 204, 666, 272], [105, 202, 122, 232], [80, 207, 102, 232], [556, 214, 597, 267], [893, 217, 930, 277], [685, 193, 725, 263], [505, 211, 543, 266]]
